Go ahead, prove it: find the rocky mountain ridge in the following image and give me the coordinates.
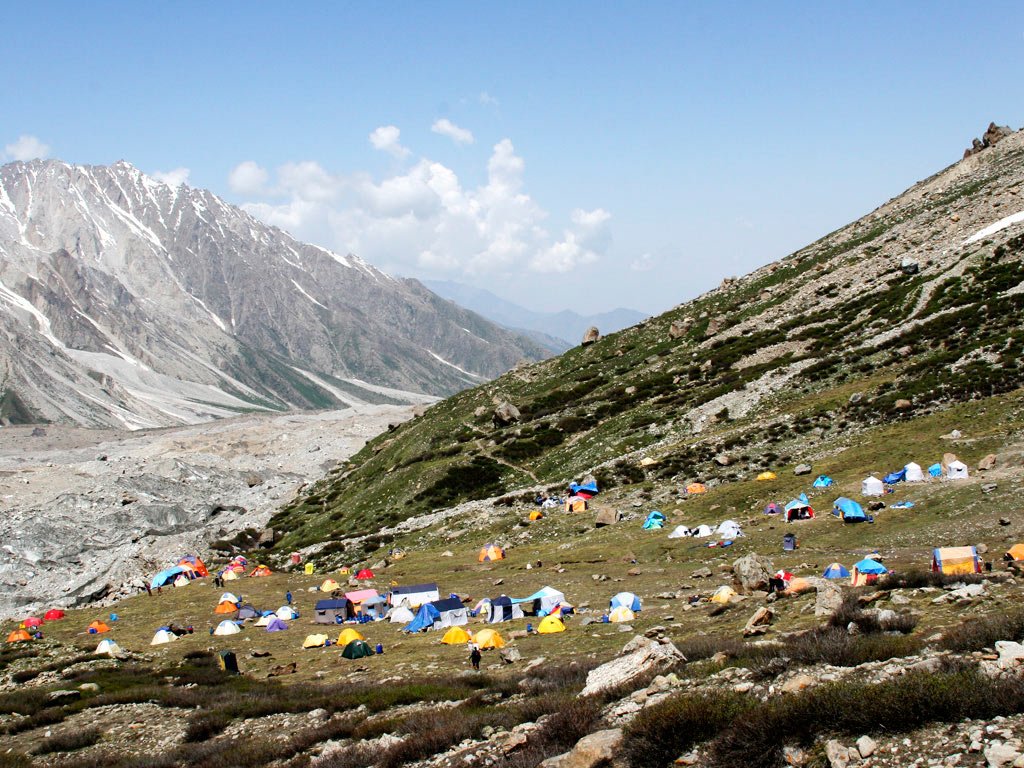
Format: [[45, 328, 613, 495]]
[[0, 159, 546, 429]]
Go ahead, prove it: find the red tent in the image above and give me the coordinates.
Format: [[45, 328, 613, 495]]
[[23, 617, 43, 628], [355, 569, 374, 580], [43, 609, 65, 621]]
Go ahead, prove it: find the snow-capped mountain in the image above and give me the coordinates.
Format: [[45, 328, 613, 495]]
[[0, 159, 546, 428]]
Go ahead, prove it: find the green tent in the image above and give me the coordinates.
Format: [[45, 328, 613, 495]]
[[341, 639, 375, 659]]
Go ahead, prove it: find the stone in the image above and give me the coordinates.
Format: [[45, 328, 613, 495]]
[[668, 321, 686, 339], [308, 708, 330, 721], [47, 689, 81, 704], [493, 402, 521, 426], [978, 454, 997, 471], [856, 736, 877, 758], [895, 398, 913, 410], [977, 543, 989, 555], [732, 553, 774, 592], [782, 674, 815, 694], [714, 454, 733, 467], [1001, 518, 1012, 527], [621, 635, 655, 655], [559, 729, 623, 768], [983, 483, 998, 494], [692, 567, 713, 579], [813, 578, 844, 617], [901, 258, 920, 275], [581, 327, 601, 346], [783, 745, 809, 766], [581, 639, 685, 696], [705, 316, 724, 337], [985, 741, 1022, 768], [500, 646, 522, 664], [743, 606, 774, 636], [793, 463, 812, 476], [942, 452, 958, 472], [257, 528, 277, 548], [849, 392, 863, 404], [78, 682, 101, 693], [244, 473, 264, 488], [825, 739, 851, 768], [594, 508, 621, 527], [627, 567, 641, 577], [996, 641, 1024, 668]]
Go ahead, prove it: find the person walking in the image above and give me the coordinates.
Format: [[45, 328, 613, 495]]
[[286, 590, 293, 606], [469, 644, 482, 671]]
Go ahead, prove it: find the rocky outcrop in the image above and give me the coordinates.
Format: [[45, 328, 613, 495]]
[[733, 553, 774, 592], [582, 327, 601, 346], [964, 122, 1014, 158], [580, 638, 685, 697], [492, 402, 522, 426]]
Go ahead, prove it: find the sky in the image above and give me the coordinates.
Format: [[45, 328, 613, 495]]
[[3, 3, 1024, 317]]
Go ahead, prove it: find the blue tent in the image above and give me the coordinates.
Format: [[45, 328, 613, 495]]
[[822, 562, 850, 579], [928, 463, 943, 477], [642, 511, 666, 530], [610, 592, 641, 611], [883, 468, 906, 484], [813, 475, 834, 488], [405, 602, 442, 633], [764, 502, 782, 515], [570, 480, 599, 496], [150, 566, 185, 590], [852, 558, 888, 575], [833, 497, 867, 522]]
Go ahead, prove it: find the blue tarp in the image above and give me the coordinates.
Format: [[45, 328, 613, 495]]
[[813, 475, 834, 488], [405, 602, 441, 633], [928, 463, 943, 477], [610, 592, 641, 611], [822, 563, 850, 579], [642, 511, 666, 529], [833, 497, 867, 522], [150, 566, 185, 590], [883, 469, 907, 484], [853, 558, 888, 575], [569, 481, 599, 496], [891, 501, 915, 509]]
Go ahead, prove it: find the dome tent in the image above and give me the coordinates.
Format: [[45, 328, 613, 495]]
[[441, 626, 472, 645], [851, 557, 888, 586], [813, 475, 834, 488], [608, 606, 634, 623], [537, 615, 566, 633], [822, 562, 850, 579], [474, 628, 505, 649], [478, 544, 505, 562], [904, 462, 925, 482], [610, 592, 641, 612], [214, 620, 241, 636], [342, 639, 376, 659], [151, 629, 177, 645], [94, 638, 122, 656], [861, 476, 885, 496]]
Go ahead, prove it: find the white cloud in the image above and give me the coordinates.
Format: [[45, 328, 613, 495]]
[[369, 125, 411, 158], [152, 167, 190, 187], [228, 160, 268, 194], [236, 133, 611, 280], [431, 118, 474, 145], [479, 91, 499, 106], [4, 134, 50, 161], [630, 253, 655, 272]]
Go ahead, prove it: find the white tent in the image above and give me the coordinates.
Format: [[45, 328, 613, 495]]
[[388, 606, 415, 624], [947, 460, 970, 480], [861, 476, 885, 496], [222, 569, 239, 581], [716, 520, 743, 539], [276, 606, 298, 620], [150, 629, 177, 645], [520, 587, 565, 616], [904, 462, 925, 482], [173, 574, 190, 587], [667, 525, 692, 539], [255, 614, 272, 627], [214, 620, 241, 636], [94, 639, 122, 656], [693, 524, 714, 538], [219, 592, 240, 604]]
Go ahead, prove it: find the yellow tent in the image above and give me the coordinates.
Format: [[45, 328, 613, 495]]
[[565, 498, 588, 513], [537, 615, 565, 634], [478, 544, 505, 562], [302, 634, 329, 649], [441, 626, 472, 645], [756, 471, 777, 481], [1007, 544, 1024, 561], [686, 482, 707, 495], [529, 510, 544, 521], [931, 547, 981, 575], [304, 563, 315, 575], [320, 578, 341, 592], [710, 585, 736, 604], [474, 628, 505, 649], [222, 569, 239, 581], [337, 628, 365, 646], [608, 606, 634, 623]]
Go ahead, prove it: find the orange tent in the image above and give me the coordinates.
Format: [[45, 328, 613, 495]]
[[478, 544, 505, 562], [215, 601, 238, 614], [178, 556, 209, 577], [565, 497, 588, 513], [1006, 544, 1024, 561], [43, 609, 65, 621], [249, 565, 272, 577], [87, 621, 111, 634], [6, 629, 31, 643], [686, 483, 707, 495], [529, 510, 544, 521]]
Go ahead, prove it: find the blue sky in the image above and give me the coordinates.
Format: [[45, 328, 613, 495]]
[[3, 3, 1023, 315]]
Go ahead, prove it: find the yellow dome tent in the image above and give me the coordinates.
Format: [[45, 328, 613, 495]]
[[302, 634, 329, 649], [320, 578, 341, 592], [336, 628, 365, 646], [686, 482, 707, 495], [1007, 544, 1024, 561], [529, 510, 544, 521], [608, 606, 634, 623], [756, 471, 777, 481], [441, 626, 472, 645], [537, 615, 565, 634], [710, 585, 736, 604], [474, 628, 506, 649]]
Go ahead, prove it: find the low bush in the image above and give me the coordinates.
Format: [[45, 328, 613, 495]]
[[879, 570, 987, 590], [941, 608, 1024, 652], [31, 726, 102, 755]]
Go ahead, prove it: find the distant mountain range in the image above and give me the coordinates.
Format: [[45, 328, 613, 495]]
[[0, 159, 547, 428], [422, 280, 647, 350]]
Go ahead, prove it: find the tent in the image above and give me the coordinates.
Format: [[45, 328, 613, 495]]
[[883, 469, 907, 484], [23, 617, 42, 629], [178, 555, 209, 577], [782, 532, 798, 552], [94, 639, 122, 656], [537, 615, 566, 633], [173, 574, 191, 587], [668, 525, 692, 539], [237, 604, 260, 621], [756, 471, 777, 481], [833, 497, 868, 523], [642, 511, 666, 530], [905, 462, 925, 482], [222, 569, 239, 581], [336, 628, 365, 645], [515, 587, 566, 617], [928, 463, 943, 478], [405, 603, 441, 633], [947, 460, 970, 480], [388, 605, 415, 624], [813, 475, 834, 488], [610, 592, 642, 612], [529, 510, 544, 521], [359, 594, 389, 620], [314, 599, 354, 624], [390, 583, 440, 608], [565, 497, 588, 513], [43, 609, 65, 621], [932, 547, 982, 575], [266, 618, 289, 632], [569, 481, 599, 499], [303, 634, 329, 649], [850, 558, 888, 586], [220, 592, 241, 604], [441, 626, 472, 645], [249, 565, 272, 577], [88, 620, 111, 634], [608, 606, 635, 623], [478, 544, 505, 562], [320, 579, 342, 593], [150, 566, 185, 590], [717, 520, 743, 539], [276, 606, 298, 621], [215, 601, 238, 614], [686, 482, 707, 495], [345, 589, 379, 610], [214, 620, 241, 636], [151, 629, 176, 645], [764, 502, 782, 515], [474, 628, 505, 649], [6, 629, 31, 643], [822, 562, 850, 579], [693, 524, 714, 538], [710, 585, 736, 604], [861, 476, 885, 496], [255, 614, 273, 627], [1006, 544, 1024, 562], [341, 639, 375, 659], [355, 569, 374, 580], [489, 596, 525, 623]]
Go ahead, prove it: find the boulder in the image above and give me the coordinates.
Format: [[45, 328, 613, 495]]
[[894, 399, 912, 410], [582, 327, 601, 346], [493, 402, 521, 426], [812, 578, 844, 617], [856, 736, 877, 758], [704, 317, 723, 337], [978, 454, 997, 471], [257, 528, 277, 548], [996, 641, 1024, 668], [824, 740, 851, 768], [984, 741, 1022, 768], [47, 689, 82, 704], [743, 606, 774, 636], [942, 452, 958, 472], [559, 729, 623, 768], [594, 508, 621, 528], [500, 646, 522, 664], [691, 567, 713, 579], [580, 639, 685, 696], [793, 464, 812, 476], [983, 122, 1014, 148], [669, 321, 686, 339], [732, 553, 774, 592], [781, 673, 815, 694], [900, 258, 920, 275], [714, 454, 733, 467]]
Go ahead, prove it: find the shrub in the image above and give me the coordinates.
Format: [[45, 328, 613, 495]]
[[941, 608, 1024, 652], [31, 726, 102, 755]]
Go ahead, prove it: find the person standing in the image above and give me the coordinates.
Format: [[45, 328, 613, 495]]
[[286, 590, 293, 606], [469, 644, 482, 671]]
